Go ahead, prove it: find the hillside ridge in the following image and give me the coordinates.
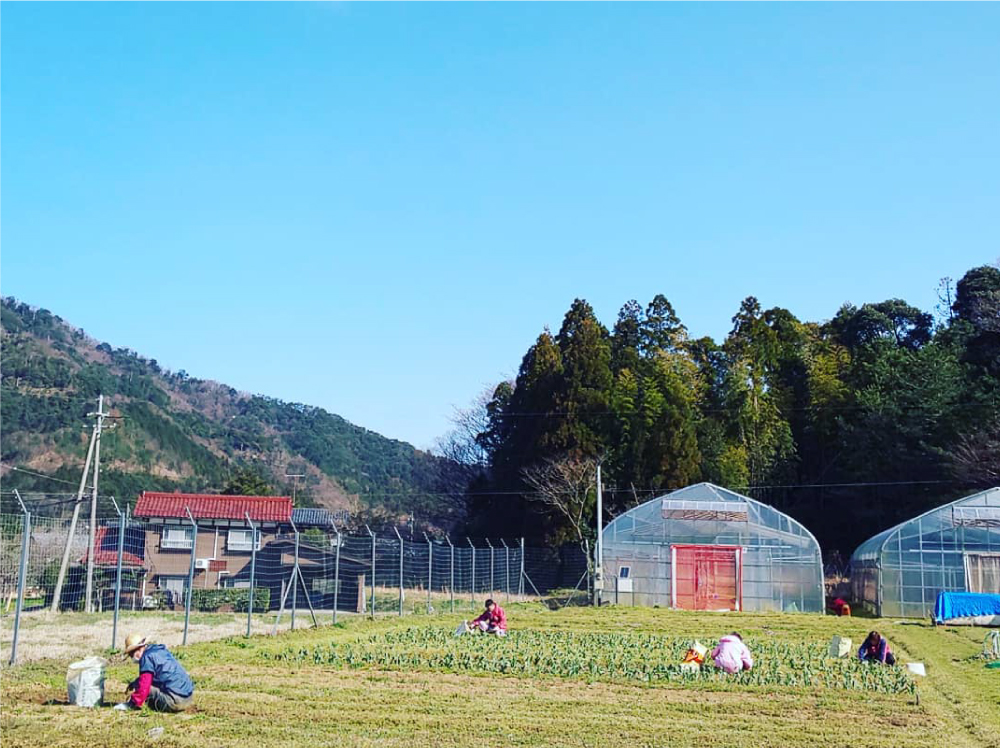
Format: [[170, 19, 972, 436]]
[[0, 297, 467, 529]]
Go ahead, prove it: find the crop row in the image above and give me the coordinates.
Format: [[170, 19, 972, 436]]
[[264, 627, 915, 695]]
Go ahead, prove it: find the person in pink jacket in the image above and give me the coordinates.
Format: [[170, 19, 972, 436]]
[[711, 632, 753, 674], [469, 599, 507, 636]]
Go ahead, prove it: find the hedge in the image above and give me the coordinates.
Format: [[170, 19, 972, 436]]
[[190, 587, 270, 613]]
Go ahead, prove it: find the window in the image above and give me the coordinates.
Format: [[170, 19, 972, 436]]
[[312, 578, 341, 594], [228, 529, 260, 552], [965, 553, 1000, 594], [159, 576, 187, 595], [161, 527, 194, 550], [619, 566, 631, 579]]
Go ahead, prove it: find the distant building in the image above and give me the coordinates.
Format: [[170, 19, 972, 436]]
[[291, 507, 338, 529], [133, 492, 292, 600], [73, 524, 147, 611], [132, 492, 368, 612]]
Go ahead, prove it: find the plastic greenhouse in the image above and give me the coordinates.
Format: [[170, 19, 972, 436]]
[[600, 483, 824, 613], [850, 487, 1000, 618]]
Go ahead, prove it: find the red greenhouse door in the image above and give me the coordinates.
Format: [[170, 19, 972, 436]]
[[672, 545, 741, 611]]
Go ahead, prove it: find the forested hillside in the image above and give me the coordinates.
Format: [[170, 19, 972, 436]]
[[458, 265, 1000, 554], [0, 298, 468, 528], [5, 265, 998, 554]]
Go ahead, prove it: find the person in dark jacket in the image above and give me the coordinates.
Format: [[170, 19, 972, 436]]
[[113, 633, 194, 712], [858, 630, 896, 666]]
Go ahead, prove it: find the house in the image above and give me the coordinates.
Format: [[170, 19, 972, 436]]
[[225, 535, 370, 613], [133, 492, 292, 601], [291, 507, 337, 529], [65, 525, 147, 611], [80, 524, 147, 568]]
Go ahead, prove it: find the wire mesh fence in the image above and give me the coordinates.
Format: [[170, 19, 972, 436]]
[[0, 511, 587, 665]]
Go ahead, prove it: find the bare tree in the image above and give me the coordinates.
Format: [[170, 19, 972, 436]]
[[432, 384, 505, 469], [951, 424, 1000, 488], [521, 454, 597, 566]]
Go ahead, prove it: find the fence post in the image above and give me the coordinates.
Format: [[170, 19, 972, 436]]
[[8, 491, 30, 667], [291, 520, 300, 631], [486, 538, 494, 598], [393, 527, 404, 616], [111, 497, 125, 651], [467, 538, 475, 607], [519, 538, 525, 600], [245, 512, 258, 637], [423, 532, 432, 613], [365, 525, 375, 619], [446, 535, 455, 614], [501, 539, 510, 604], [332, 522, 341, 625], [183, 508, 197, 646]]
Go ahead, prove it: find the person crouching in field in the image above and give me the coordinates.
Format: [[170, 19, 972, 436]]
[[468, 598, 507, 636], [711, 632, 753, 674], [113, 633, 195, 712], [858, 631, 896, 666]]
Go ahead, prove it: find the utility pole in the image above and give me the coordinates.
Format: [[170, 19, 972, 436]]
[[50, 423, 98, 613], [85, 394, 110, 613], [593, 458, 604, 607], [285, 473, 305, 506]]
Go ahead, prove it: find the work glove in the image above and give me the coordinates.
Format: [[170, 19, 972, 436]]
[[112, 702, 134, 711]]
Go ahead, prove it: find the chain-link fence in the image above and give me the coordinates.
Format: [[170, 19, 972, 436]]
[[0, 509, 588, 666]]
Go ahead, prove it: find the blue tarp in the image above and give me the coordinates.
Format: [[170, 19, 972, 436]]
[[934, 592, 1000, 623]]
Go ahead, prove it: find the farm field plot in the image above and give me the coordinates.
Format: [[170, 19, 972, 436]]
[[0, 610, 299, 664], [2, 605, 998, 748]]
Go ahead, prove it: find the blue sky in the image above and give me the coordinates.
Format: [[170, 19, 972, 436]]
[[3, 3, 998, 449]]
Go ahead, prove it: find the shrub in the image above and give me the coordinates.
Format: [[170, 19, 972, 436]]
[[192, 587, 270, 612]]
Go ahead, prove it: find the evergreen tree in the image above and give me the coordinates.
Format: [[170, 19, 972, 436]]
[[222, 465, 274, 496]]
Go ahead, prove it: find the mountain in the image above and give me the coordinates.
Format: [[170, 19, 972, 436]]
[[0, 297, 468, 528]]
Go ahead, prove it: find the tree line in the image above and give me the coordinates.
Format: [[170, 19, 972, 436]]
[[451, 265, 1000, 554]]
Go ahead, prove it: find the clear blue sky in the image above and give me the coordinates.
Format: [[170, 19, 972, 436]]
[[3, 3, 998, 449]]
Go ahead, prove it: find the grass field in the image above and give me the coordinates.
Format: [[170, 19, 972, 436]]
[[2, 605, 998, 748]]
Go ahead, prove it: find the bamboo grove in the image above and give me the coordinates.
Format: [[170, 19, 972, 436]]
[[458, 265, 1000, 555]]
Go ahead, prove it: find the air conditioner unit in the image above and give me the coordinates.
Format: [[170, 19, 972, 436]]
[[195, 558, 211, 570]]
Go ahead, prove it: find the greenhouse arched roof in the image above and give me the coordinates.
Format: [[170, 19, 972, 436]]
[[851, 486, 1000, 563], [604, 482, 821, 549]]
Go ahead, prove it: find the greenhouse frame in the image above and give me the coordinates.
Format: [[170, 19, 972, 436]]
[[850, 487, 1000, 618], [600, 482, 824, 613]]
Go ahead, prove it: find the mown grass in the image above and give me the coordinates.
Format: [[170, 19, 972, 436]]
[[2, 605, 998, 748]]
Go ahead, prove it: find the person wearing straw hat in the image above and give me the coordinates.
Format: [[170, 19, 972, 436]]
[[112, 633, 194, 712]]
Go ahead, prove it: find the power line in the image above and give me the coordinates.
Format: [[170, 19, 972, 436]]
[[0, 490, 80, 497], [493, 401, 971, 418], [4, 465, 80, 486], [354, 478, 964, 500], [736, 479, 960, 491], [0, 496, 82, 509]]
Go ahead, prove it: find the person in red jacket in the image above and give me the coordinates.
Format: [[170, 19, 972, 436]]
[[469, 599, 507, 636]]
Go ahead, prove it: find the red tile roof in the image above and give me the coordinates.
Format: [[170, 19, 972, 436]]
[[134, 492, 292, 522], [80, 527, 145, 567]]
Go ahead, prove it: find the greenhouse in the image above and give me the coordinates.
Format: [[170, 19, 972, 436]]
[[850, 487, 1000, 618], [600, 482, 824, 613]]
